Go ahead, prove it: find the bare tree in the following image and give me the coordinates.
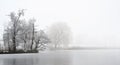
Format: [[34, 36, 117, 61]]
[[3, 27, 11, 51], [48, 22, 72, 49], [34, 30, 50, 51], [28, 19, 36, 50], [19, 19, 36, 51], [7, 10, 24, 52], [18, 20, 29, 51]]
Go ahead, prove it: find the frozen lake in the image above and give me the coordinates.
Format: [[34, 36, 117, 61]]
[[0, 49, 120, 65]]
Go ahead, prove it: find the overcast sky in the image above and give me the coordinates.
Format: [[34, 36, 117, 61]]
[[0, 0, 120, 47]]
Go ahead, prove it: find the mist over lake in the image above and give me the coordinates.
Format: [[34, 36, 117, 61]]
[[0, 49, 119, 65]]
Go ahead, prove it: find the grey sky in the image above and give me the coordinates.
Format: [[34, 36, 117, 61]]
[[0, 0, 120, 47]]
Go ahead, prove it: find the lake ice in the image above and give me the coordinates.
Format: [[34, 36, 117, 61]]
[[0, 49, 120, 65]]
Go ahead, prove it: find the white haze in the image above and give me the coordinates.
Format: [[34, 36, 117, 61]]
[[0, 0, 120, 47]]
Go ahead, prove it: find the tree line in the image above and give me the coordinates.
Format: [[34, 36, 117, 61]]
[[1, 10, 72, 53], [3, 10, 50, 53]]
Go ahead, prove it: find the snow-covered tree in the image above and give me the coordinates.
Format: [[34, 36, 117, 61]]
[[3, 10, 24, 52], [48, 22, 72, 49], [34, 30, 50, 51], [3, 10, 50, 53], [29, 19, 36, 50], [3, 27, 11, 51]]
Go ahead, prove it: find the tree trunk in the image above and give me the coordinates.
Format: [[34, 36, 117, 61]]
[[13, 21, 16, 53], [13, 33, 16, 52], [7, 32, 11, 52], [31, 23, 34, 50]]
